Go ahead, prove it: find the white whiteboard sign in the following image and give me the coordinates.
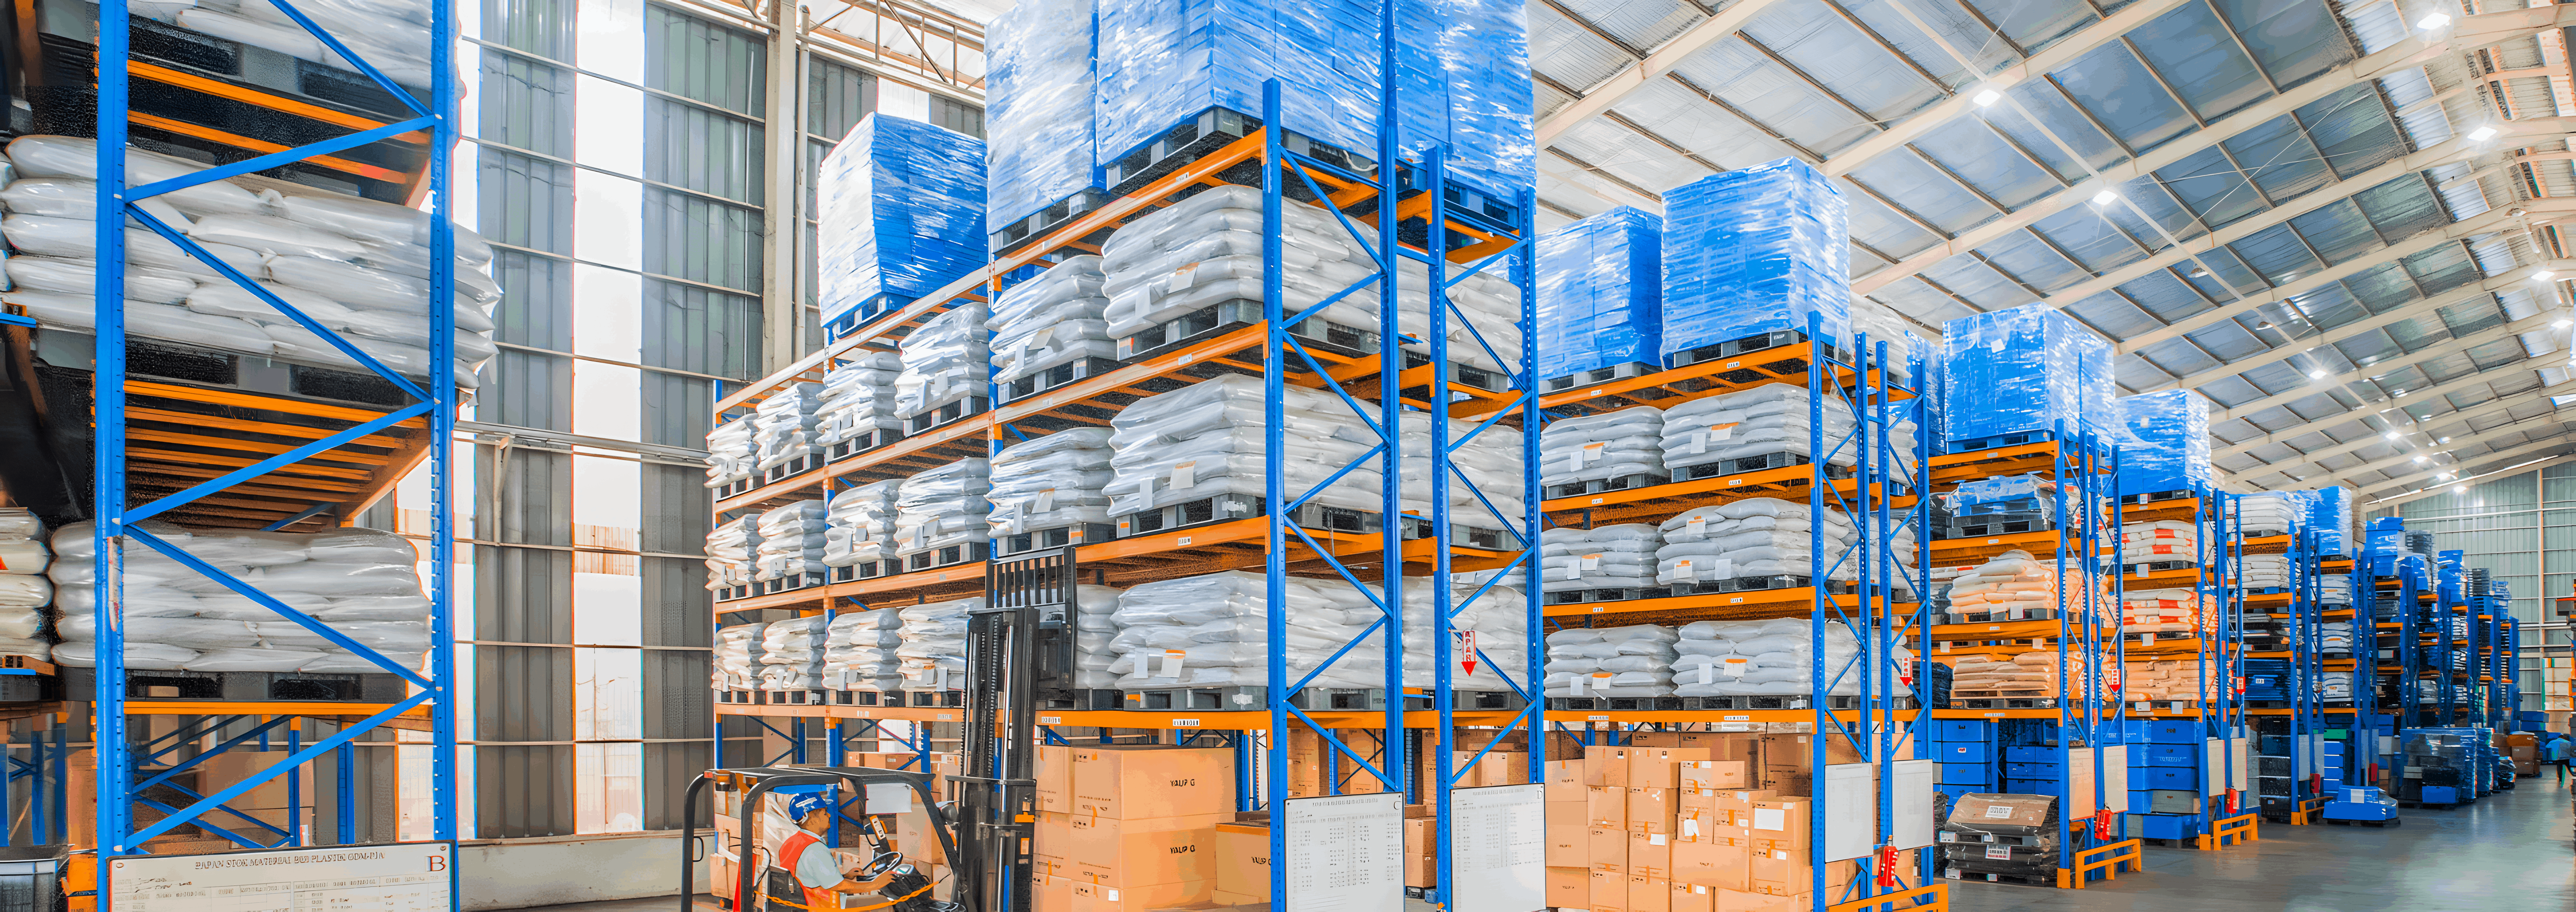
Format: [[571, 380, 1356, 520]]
[[1283, 792, 1402, 912], [1447, 784, 1545, 912], [109, 843, 452, 912]]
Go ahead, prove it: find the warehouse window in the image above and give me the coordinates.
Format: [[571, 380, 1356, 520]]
[[928, 93, 984, 137]]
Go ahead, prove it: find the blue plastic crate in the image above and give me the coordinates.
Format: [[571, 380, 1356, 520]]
[[2005, 745, 2058, 763], [2003, 777, 2058, 795], [2142, 744, 2199, 767], [2138, 813, 2198, 840], [2004, 761, 2062, 779], [1941, 762, 1995, 786], [2137, 767, 2196, 790], [1934, 742, 1992, 763]]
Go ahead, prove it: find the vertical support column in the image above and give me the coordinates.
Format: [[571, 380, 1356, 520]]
[[429, 0, 462, 851], [94, 0, 135, 855], [1370, 0, 1406, 807], [763, 0, 809, 368], [1257, 80, 1291, 907], [1425, 149, 1456, 907]]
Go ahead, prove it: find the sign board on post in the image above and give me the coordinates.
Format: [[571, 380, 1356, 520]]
[[1282, 792, 1402, 912], [108, 842, 453, 912], [1447, 784, 1545, 912]]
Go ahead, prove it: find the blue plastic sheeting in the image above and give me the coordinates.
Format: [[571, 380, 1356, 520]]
[[2113, 390, 2211, 496], [2309, 486, 2354, 557], [1090, 0, 1535, 197], [1659, 158, 1847, 359], [817, 114, 989, 325], [1939, 304, 2113, 445], [1535, 206, 1661, 380], [985, 0, 1097, 234]]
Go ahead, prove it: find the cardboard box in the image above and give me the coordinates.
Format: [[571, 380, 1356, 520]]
[[1670, 832, 1745, 890], [1588, 785, 1630, 826], [1405, 851, 1436, 888], [1066, 813, 1229, 885], [1071, 746, 1235, 820], [1547, 802, 1587, 867], [1633, 748, 1715, 790], [1066, 879, 1209, 911], [1588, 746, 1635, 788], [895, 811, 950, 866], [1032, 874, 1071, 912], [1037, 745, 1071, 813], [1627, 829, 1673, 877], [1946, 793, 2053, 833], [1748, 858, 1854, 898], [1546, 759, 1585, 800], [1212, 822, 1269, 900], [1592, 868, 1630, 912], [1710, 790, 1777, 841], [1403, 817, 1433, 858], [1548, 866, 1591, 908], [1670, 878, 1717, 912], [1629, 874, 1672, 912], [1679, 760, 1750, 791], [1588, 825, 1628, 868], [1746, 798, 1811, 854], [1716, 888, 1802, 910], [1629, 786, 1676, 831], [1035, 811, 1072, 868]]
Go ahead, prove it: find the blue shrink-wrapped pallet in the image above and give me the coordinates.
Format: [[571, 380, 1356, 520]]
[[2113, 389, 2211, 496], [984, 0, 1100, 241], [817, 113, 988, 329], [1939, 304, 2113, 447], [1090, 0, 1534, 198], [1535, 207, 1661, 381], [1658, 158, 1848, 363], [2309, 486, 2353, 556]]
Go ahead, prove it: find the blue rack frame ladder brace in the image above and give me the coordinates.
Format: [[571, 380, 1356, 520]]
[[91, 0, 460, 872]]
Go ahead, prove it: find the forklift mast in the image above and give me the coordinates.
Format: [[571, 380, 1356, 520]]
[[955, 545, 1084, 911]]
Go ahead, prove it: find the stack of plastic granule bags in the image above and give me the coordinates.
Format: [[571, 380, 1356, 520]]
[[1542, 525, 1661, 595], [1535, 207, 1662, 382], [48, 522, 431, 673], [166, 0, 447, 88], [894, 460, 992, 566], [1397, 412, 1527, 542], [704, 514, 763, 593], [2236, 492, 2305, 534], [1543, 625, 1677, 699], [1658, 159, 1848, 360], [713, 622, 767, 691], [0, 510, 49, 659], [2117, 660, 2176, 701], [1654, 498, 1841, 587], [1065, 584, 1127, 690], [1847, 297, 1917, 383], [1105, 571, 1385, 690], [815, 352, 905, 449], [2320, 621, 2355, 654], [2120, 588, 2198, 635], [2319, 573, 2354, 606], [1668, 619, 1909, 698], [981, 0, 1097, 241], [822, 607, 905, 692], [704, 419, 756, 491], [0, 136, 500, 387], [2121, 520, 2199, 566], [1540, 406, 1664, 495], [897, 596, 978, 691], [824, 481, 902, 571], [752, 501, 829, 584], [1943, 651, 2082, 703], [1938, 304, 2115, 447], [815, 113, 987, 329], [894, 303, 990, 423], [1400, 582, 1529, 691], [1099, 185, 1376, 344], [984, 429, 1114, 542], [1393, 258, 1525, 381], [2239, 554, 2291, 591], [1103, 376, 1384, 524], [2320, 670, 2353, 700], [989, 256, 1115, 391], [751, 382, 826, 473], [758, 615, 828, 694], [1943, 549, 2072, 621], [1658, 383, 1918, 477]]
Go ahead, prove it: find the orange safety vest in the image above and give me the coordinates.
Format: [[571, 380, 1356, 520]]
[[776, 829, 841, 912]]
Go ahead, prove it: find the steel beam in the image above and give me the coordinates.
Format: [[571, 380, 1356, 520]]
[[2233, 378, 2576, 483], [1534, 0, 1790, 145], [2207, 310, 2560, 429], [2348, 423, 2576, 496], [2147, 261, 2575, 400]]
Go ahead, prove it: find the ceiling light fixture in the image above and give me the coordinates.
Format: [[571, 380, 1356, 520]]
[[2418, 12, 2452, 28], [2469, 126, 2499, 141], [2534, 270, 2557, 282], [2190, 268, 2210, 278], [2557, 319, 2575, 328], [2092, 190, 2118, 206], [1973, 90, 2001, 107], [2309, 368, 2329, 379], [2257, 321, 2275, 330], [2439, 436, 2451, 443], [2385, 431, 2403, 440], [2414, 456, 2429, 463], [2455, 484, 2469, 494]]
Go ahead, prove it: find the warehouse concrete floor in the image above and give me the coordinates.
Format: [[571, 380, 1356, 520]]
[[1945, 782, 2573, 911]]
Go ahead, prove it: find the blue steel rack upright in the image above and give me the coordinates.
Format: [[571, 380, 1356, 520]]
[[90, 0, 459, 872]]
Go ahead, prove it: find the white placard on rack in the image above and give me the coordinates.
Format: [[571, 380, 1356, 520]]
[[108, 842, 453, 912], [1448, 784, 1546, 911], [1283, 792, 1404, 912]]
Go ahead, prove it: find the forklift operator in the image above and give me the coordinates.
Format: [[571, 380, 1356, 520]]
[[779, 791, 901, 909]]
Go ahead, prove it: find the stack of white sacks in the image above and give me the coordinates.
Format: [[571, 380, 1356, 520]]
[[2121, 520, 2198, 566], [1652, 498, 1913, 588], [894, 459, 992, 563], [713, 622, 766, 690], [1542, 524, 1659, 594], [985, 429, 1114, 540], [815, 352, 905, 448], [823, 481, 901, 571], [897, 596, 976, 690], [704, 419, 756, 491], [1104, 376, 1382, 522], [2121, 588, 2199, 635], [1943, 651, 2087, 701], [2237, 493, 2301, 533], [2240, 554, 2291, 590], [1668, 619, 1911, 698], [2319, 574, 2354, 606], [758, 615, 827, 693], [822, 607, 905, 692], [703, 514, 762, 593], [1657, 383, 1920, 477], [1398, 412, 1527, 541], [1541, 406, 1664, 492], [1105, 571, 1385, 690], [2320, 621, 2355, 654], [752, 501, 829, 583], [895, 304, 988, 420], [0, 136, 498, 387], [1393, 257, 1525, 382], [2320, 671, 2353, 700], [1941, 549, 2074, 621], [1400, 581, 1530, 691], [989, 255, 1114, 387], [1099, 185, 1373, 344], [1848, 298, 1917, 383], [1065, 584, 1126, 689], [47, 521, 430, 672], [0, 510, 49, 658], [1542, 625, 1677, 698], [751, 383, 826, 472], [165, 0, 447, 88]]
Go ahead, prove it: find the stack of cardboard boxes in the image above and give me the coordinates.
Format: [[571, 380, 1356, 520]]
[[1542, 733, 1881, 911], [1032, 744, 1237, 911]]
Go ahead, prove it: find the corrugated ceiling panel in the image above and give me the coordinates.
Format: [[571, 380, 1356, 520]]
[[1555, 117, 1713, 194], [2220, 115, 2338, 203], [2333, 327, 2402, 365], [2298, 84, 2408, 178], [2113, 172, 2213, 242], [1531, 6, 1642, 91], [2402, 242, 2485, 296], [1846, 185, 1948, 256], [2185, 318, 2271, 361], [2156, 147, 2271, 229], [2436, 294, 2508, 336], [2352, 174, 2448, 243], [1610, 79, 1797, 165], [1919, 255, 2039, 309], [1849, 0, 2020, 79], [2240, 359, 2309, 394], [2229, 221, 2326, 282], [2052, 43, 2199, 153], [2115, 268, 2217, 323], [1977, 231, 2092, 293], [1744, 1, 1948, 122], [2212, 0, 2359, 88], [2198, 374, 2266, 407], [1912, 118, 2066, 209], [2379, 69, 2457, 147], [2290, 282, 2369, 329], [2336, 0, 2406, 53], [2029, 206, 2152, 273], [1875, 277, 1984, 324], [2138, 335, 2225, 375], [1666, 40, 1879, 155], [2179, 248, 2260, 301], [1962, 0, 2101, 52], [2062, 289, 2161, 339], [1846, 155, 2005, 235], [2287, 198, 2382, 265], [1558, 0, 1703, 51], [2127, 2, 2274, 120], [1992, 80, 2131, 173], [2331, 261, 2415, 313]]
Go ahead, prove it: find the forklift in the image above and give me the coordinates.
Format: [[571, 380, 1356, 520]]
[[682, 547, 1086, 912]]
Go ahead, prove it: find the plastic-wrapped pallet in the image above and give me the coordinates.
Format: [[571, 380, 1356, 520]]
[[983, 0, 1098, 237], [1104, 571, 1385, 689], [1938, 304, 2113, 446], [1540, 524, 1660, 594], [1397, 412, 1526, 539], [2112, 390, 2210, 497], [1098, 185, 1378, 343], [167, 0, 446, 88], [2240, 554, 2291, 590], [2237, 492, 2306, 534], [704, 514, 763, 592], [48, 521, 431, 673], [704, 419, 756, 490], [897, 596, 978, 691], [753, 501, 829, 582], [894, 459, 992, 562], [1657, 383, 1919, 475], [1943, 549, 2088, 622], [815, 352, 905, 447], [985, 429, 1114, 541], [2320, 621, 2355, 653], [2121, 520, 2199, 566], [1666, 619, 1910, 698], [1104, 375, 1385, 521], [759, 615, 828, 692], [823, 607, 905, 692], [2319, 671, 2353, 699], [714, 622, 768, 691], [1400, 582, 1529, 691], [2319, 574, 2353, 606], [2307, 487, 2354, 557], [1542, 625, 1676, 698], [0, 136, 501, 388], [895, 303, 990, 422], [1540, 406, 1663, 492], [1067, 584, 1127, 690], [824, 481, 901, 569], [0, 509, 49, 660], [1848, 296, 1920, 384], [1536, 207, 1661, 382], [1659, 159, 1847, 362], [989, 256, 1114, 387], [816, 114, 986, 328], [752, 383, 827, 472]]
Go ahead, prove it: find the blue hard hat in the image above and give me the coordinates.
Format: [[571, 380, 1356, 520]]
[[786, 790, 832, 819]]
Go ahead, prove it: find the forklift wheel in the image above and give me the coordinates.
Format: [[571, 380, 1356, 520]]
[[2325, 819, 2349, 825], [2387, 817, 2402, 827]]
